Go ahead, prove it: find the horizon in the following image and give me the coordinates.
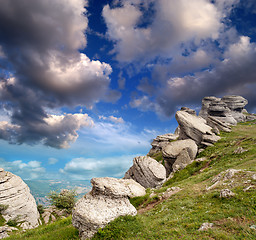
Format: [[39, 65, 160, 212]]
[[0, 0, 256, 181]]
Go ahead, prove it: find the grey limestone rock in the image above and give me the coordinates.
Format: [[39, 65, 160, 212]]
[[72, 177, 145, 239], [220, 189, 235, 198], [73, 194, 137, 239], [124, 156, 166, 188], [162, 139, 198, 175], [0, 169, 40, 230], [180, 107, 196, 115], [148, 133, 178, 155], [175, 111, 219, 146], [91, 177, 146, 198]]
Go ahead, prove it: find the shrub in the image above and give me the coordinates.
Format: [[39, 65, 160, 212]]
[[37, 204, 45, 214], [0, 204, 8, 214], [48, 189, 77, 214]]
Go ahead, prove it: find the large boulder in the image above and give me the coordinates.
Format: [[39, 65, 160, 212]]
[[72, 177, 145, 239], [175, 111, 219, 146], [148, 133, 178, 155], [162, 139, 198, 175], [0, 168, 40, 229], [124, 156, 166, 188], [91, 177, 146, 198], [222, 95, 248, 122], [206, 116, 231, 133]]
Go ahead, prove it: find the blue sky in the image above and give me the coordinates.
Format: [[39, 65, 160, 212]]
[[0, 0, 256, 180]]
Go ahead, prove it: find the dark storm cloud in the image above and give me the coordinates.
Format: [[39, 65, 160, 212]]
[[0, 0, 119, 148]]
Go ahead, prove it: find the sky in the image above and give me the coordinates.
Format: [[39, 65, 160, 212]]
[[0, 0, 256, 180]]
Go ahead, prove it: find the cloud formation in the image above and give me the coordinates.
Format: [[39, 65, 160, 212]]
[[104, 0, 256, 116], [0, 0, 119, 148], [0, 158, 45, 179]]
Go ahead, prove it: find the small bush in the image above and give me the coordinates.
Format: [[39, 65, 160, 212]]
[[7, 217, 19, 227], [48, 189, 77, 214], [37, 204, 45, 214], [0, 204, 8, 214]]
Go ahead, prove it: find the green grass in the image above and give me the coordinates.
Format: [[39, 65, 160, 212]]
[[5, 216, 79, 240], [6, 120, 256, 239]]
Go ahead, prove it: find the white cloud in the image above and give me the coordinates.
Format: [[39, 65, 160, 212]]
[[0, 158, 45, 180], [99, 115, 124, 124], [60, 155, 138, 180], [48, 157, 58, 165], [103, 0, 222, 63]]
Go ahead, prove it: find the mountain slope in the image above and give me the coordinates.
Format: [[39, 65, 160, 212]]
[[5, 120, 256, 240]]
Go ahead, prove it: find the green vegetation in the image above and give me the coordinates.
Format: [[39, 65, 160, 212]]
[[5, 216, 79, 240], [48, 189, 77, 214], [37, 204, 45, 214], [5, 120, 256, 239], [0, 204, 8, 226]]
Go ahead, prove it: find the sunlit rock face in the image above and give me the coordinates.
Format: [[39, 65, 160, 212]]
[[72, 177, 145, 239], [0, 168, 40, 229]]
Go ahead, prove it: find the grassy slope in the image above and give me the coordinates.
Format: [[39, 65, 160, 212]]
[[6, 121, 256, 240]]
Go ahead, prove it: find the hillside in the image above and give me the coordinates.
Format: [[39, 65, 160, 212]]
[[3, 120, 256, 239]]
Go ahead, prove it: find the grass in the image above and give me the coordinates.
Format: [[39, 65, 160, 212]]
[[5, 216, 79, 240], [5, 120, 256, 239]]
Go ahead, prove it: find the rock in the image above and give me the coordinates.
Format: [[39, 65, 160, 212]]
[[198, 222, 214, 231], [233, 147, 247, 154], [91, 177, 146, 198], [161, 187, 181, 199], [172, 148, 194, 173], [199, 96, 220, 119], [124, 156, 166, 188], [72, 177, 144, 239], [162, 139, 198, 159], [195, 157, 207, 162], [175, 111, 218, 145], [162, 139, 198, 175], [222, 95, 248, 122], [0, 170, 40, 230], [220, 189, 235, 198], [162, 139, 198, 176], [148, 133, 178, 155], [206, 116, 231, 133], [180, 107, 196, 115], [202, 134, 221, 144]]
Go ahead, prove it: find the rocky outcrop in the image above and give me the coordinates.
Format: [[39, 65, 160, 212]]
[[206, 116, 231, 133], [124, 156, 166, 188], [162, 139, 198, 175], [148, 133, 178, 155], [222, 95, 248, 122], [175, 110, 220, 146], [72, 177, 145, 239], [199, 95, 253, 125], [0, 226, 18, 239], [0, 168, 40, 230]]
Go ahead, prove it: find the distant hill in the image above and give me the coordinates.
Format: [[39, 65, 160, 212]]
[[25, 179, 91, 206]]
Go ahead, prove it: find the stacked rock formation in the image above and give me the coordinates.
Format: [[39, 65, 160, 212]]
[[72, 177, 145, 239], [0, 168, 40, 230], [124, 156, 166, 188], [199, 95, 255, 125]]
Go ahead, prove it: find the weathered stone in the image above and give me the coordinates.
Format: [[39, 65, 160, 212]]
[[206, 116, 231, 133], [233, 147, 247, 154], [124, 156, 166, 188], [162, 139, 197, 175], [198, 222, 214, 231], [161, 187, 181, 199], [222, 95, 248, 122], [72, 194, 137, 239], [199, 96, 220, 119], [220, 189, 235, 198], [202, 134, 221, 144], [175, 111, 213, 144], [0, 170, 40, 230], [91, 177, 146, 198], [72, 177, 145, 239], [180, 107, 196, 115], [148, 133, 178, 155], [172, 148, 194, 173], [162, 139, 198, 159]]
